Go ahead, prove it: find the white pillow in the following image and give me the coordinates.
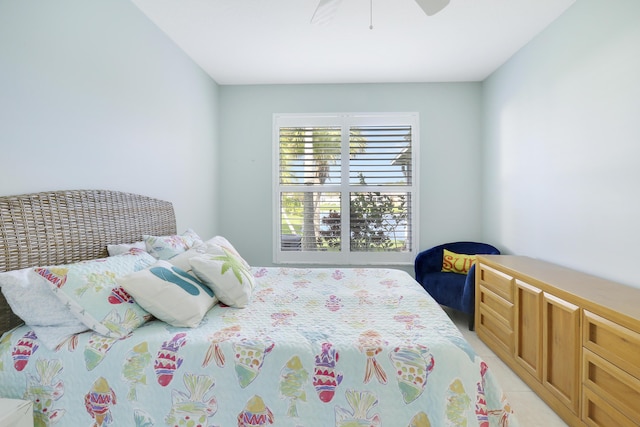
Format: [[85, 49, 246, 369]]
[[117, 260, 217, 328], [189, 248, 254, 308], [0, 268, 89, 349], [107, 241, 146, 256], [0, 268, 84, 327], [167, 246, 201, 272]]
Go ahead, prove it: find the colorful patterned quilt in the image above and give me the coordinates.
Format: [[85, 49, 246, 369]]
[[0, 267, 518, 426]]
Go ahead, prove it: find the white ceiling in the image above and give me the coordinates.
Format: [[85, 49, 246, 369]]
[[130, 0, 576, 85]]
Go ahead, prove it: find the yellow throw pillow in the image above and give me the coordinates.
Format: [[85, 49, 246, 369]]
[[441, 249, 477, 275]]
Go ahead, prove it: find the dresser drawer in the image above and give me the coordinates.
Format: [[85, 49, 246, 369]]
[[477, 305, 513, 357], [478, 284, 514, 326], [583, 349, 640, 425], [478, 263, 513, 302], [583, 311, 640, 380], [582, 386, 637, 427]]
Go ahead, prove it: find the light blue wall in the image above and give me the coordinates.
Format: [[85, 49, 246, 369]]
[[219, 83, 483, 267], [0, 0, 220, 237], [4, 0, 636, 289], [482, 0, 640, 288]]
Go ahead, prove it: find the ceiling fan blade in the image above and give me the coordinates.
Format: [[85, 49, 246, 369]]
[[414, 0, 450, 16], [311, 0, 343, 25]]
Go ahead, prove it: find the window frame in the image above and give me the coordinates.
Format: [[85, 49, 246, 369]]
[[272, 112, 419, 265]]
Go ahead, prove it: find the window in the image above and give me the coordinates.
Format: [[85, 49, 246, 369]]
[[273, 113, 419, 265]]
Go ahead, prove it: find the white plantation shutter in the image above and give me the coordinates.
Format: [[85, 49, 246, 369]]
[[278, 126, 342, 186], [350, 125, 412, 186], [273, 113, 419, 265]]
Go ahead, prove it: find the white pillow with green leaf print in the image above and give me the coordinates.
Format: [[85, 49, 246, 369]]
[[189, 247, 254, 308], [169, 235, 250, 272]]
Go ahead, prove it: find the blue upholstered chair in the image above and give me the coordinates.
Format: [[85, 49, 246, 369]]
[[414, 242, 500, 330]]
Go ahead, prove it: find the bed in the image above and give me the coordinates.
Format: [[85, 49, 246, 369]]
[[0, 189, 518, 427]]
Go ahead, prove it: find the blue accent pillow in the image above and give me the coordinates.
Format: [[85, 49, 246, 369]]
[[117, 260, 218, 328]]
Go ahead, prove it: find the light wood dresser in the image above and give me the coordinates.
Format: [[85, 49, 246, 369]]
[[475, 255, 640, 427]]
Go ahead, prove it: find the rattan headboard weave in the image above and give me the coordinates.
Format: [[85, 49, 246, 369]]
[[0, 189, 177, 334]]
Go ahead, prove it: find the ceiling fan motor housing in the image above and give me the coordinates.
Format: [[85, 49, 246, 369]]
[[414, 0, 451, 16]]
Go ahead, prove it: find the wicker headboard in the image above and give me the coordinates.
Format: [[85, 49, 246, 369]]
[[0, 189, 177, 334]]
